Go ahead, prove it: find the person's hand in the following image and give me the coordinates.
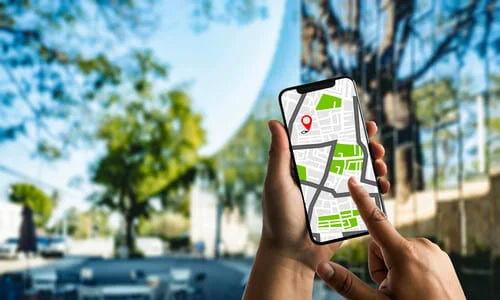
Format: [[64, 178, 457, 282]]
[[261, 120, 390, 272], [242, 120, 389, 300], [316, 177, 465, 300]]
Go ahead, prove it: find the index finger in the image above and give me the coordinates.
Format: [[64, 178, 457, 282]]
[[348, 177, 404, 255]]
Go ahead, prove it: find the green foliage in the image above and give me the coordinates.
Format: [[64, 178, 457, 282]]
[[215, 116, 270, 211], [332, 241, 369, 265], [0, 1, 161, 152], [93, 88, 206, 202], [8, 183, 54, 228], [89, 57, 208, 251], [36, 141, 63, 160], [189, 0, 268, 32], [413, 78, 459, 128], [137, 211, 190, 240], [51, 207, 112, 239], [0, 0, 268, 158]]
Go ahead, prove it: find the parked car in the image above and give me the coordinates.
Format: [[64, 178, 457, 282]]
[[41, 237, 69, 257], [0, 238, 19, 259], [36, 236, 50, 255], [136, 237, 164, 257]]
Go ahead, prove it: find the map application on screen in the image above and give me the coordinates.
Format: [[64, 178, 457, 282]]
[[280, 78, 384, 243]]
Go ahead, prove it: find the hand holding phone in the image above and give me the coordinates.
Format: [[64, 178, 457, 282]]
[[242, 120, 388, 300], [260, 120, 388, 271], [279, 77, 386, 244]]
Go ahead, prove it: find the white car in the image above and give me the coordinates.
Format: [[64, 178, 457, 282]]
[[136, 237, 164, 257], [0, 238, 19, 259], [41, 237, 69, 257]]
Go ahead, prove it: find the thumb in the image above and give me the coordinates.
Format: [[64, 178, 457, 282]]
[[316, 261, 388, 300], [266, 121, 292, 181]]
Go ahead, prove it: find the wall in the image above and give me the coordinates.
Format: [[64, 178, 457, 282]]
[[0, 201, 22, 243], [386, 173, 500, 256]]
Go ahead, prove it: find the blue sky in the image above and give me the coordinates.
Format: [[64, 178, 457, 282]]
[[0, 0, 286, 223]]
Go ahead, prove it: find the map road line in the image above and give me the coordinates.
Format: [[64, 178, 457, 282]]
[[292, 140, 336, 150], [307, 140, 337, 220], [287, 92, 307, 137], [300, 180, 351, 198], [353, 96, 378, 186]]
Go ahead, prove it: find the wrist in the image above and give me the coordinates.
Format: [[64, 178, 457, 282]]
[[243, 240, 315, 300], [257, 238, 315, 280]]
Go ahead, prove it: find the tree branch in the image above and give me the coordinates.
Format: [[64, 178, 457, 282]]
[[0, 26, 40, 40], [401, 1, 478, 84], [378, 0, 396, 61], [395, 1, 414, 67], [1, 62, 58, 141]]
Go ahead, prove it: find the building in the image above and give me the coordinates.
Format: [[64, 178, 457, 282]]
[[0, 201, 22, 243]]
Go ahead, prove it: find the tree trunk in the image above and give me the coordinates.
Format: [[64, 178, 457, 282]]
[[125, 214, 135, 255], [382, 87, 424, 201]]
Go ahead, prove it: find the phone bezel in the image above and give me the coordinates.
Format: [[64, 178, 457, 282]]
[[278, 76, 385, 245]]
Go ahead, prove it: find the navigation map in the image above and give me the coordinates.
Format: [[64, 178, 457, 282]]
[[280, 78, 383, 243]]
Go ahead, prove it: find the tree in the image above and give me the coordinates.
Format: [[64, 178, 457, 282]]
[[50, 207, 112, 239], [0, 1, 162, 158], [89, 57, 206, 252], [301, 0, 498, 199], [488, 74, 500, 161], [215, 116, 269, 210], [137, 211, 190, 240], [0, 1, 267, 159], [8, 182, 54, 228], [189, 0, 268, 32]]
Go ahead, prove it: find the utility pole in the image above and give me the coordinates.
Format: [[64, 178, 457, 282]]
[[215, 170, 225, 259]]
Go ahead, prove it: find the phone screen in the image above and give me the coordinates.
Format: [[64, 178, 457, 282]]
[[279, 77, 384, 244]]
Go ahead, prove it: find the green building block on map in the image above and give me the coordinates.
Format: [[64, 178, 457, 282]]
[[329, 159, 346, 175], [329, 143, 364, 175], [316, 94, 342, 110], [334, 144, 362, 158], [296, 164, 307, 181], [318, 210, 360, 230]]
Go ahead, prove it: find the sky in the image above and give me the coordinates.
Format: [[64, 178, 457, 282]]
[[0, 0, 286, 225]]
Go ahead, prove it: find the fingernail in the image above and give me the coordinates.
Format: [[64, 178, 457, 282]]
[[317, 261, 334, 279], [349, 177, 359, 186]]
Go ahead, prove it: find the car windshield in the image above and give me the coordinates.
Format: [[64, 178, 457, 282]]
[[6, 238, 17, 244], [37, 237, 50, 245], [50, 237, 65, 243]]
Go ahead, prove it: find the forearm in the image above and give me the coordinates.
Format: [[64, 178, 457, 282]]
[[242, 241, 315, 300]]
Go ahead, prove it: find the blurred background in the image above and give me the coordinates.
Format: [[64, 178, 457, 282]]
[[0, 0, 499, 299]]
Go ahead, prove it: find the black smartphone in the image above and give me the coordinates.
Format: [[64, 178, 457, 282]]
[[278, 77, 385, 244]]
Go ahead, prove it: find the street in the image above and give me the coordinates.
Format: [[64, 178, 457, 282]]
[[0, 255, 345, 299], [1, 255, 248, 299]]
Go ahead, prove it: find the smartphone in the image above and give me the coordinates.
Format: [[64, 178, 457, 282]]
[[278, 77, 385, 244]]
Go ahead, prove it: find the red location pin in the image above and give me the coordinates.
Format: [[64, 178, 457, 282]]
[[301, 115, 312, 131]]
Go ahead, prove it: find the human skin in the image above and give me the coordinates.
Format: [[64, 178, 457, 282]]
[[242, 120, 389, 300], [315, 177, 465, 300]]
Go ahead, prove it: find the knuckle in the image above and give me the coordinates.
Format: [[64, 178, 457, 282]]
[[416, 238, 441, 250], [337, 272, 354, 295], [401, 239, 417, 258], [417, 237, 431, 245], [368, 207, 387, 224]]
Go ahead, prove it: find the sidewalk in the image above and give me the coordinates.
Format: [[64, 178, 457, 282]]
[[0, 256, 53, 274]]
